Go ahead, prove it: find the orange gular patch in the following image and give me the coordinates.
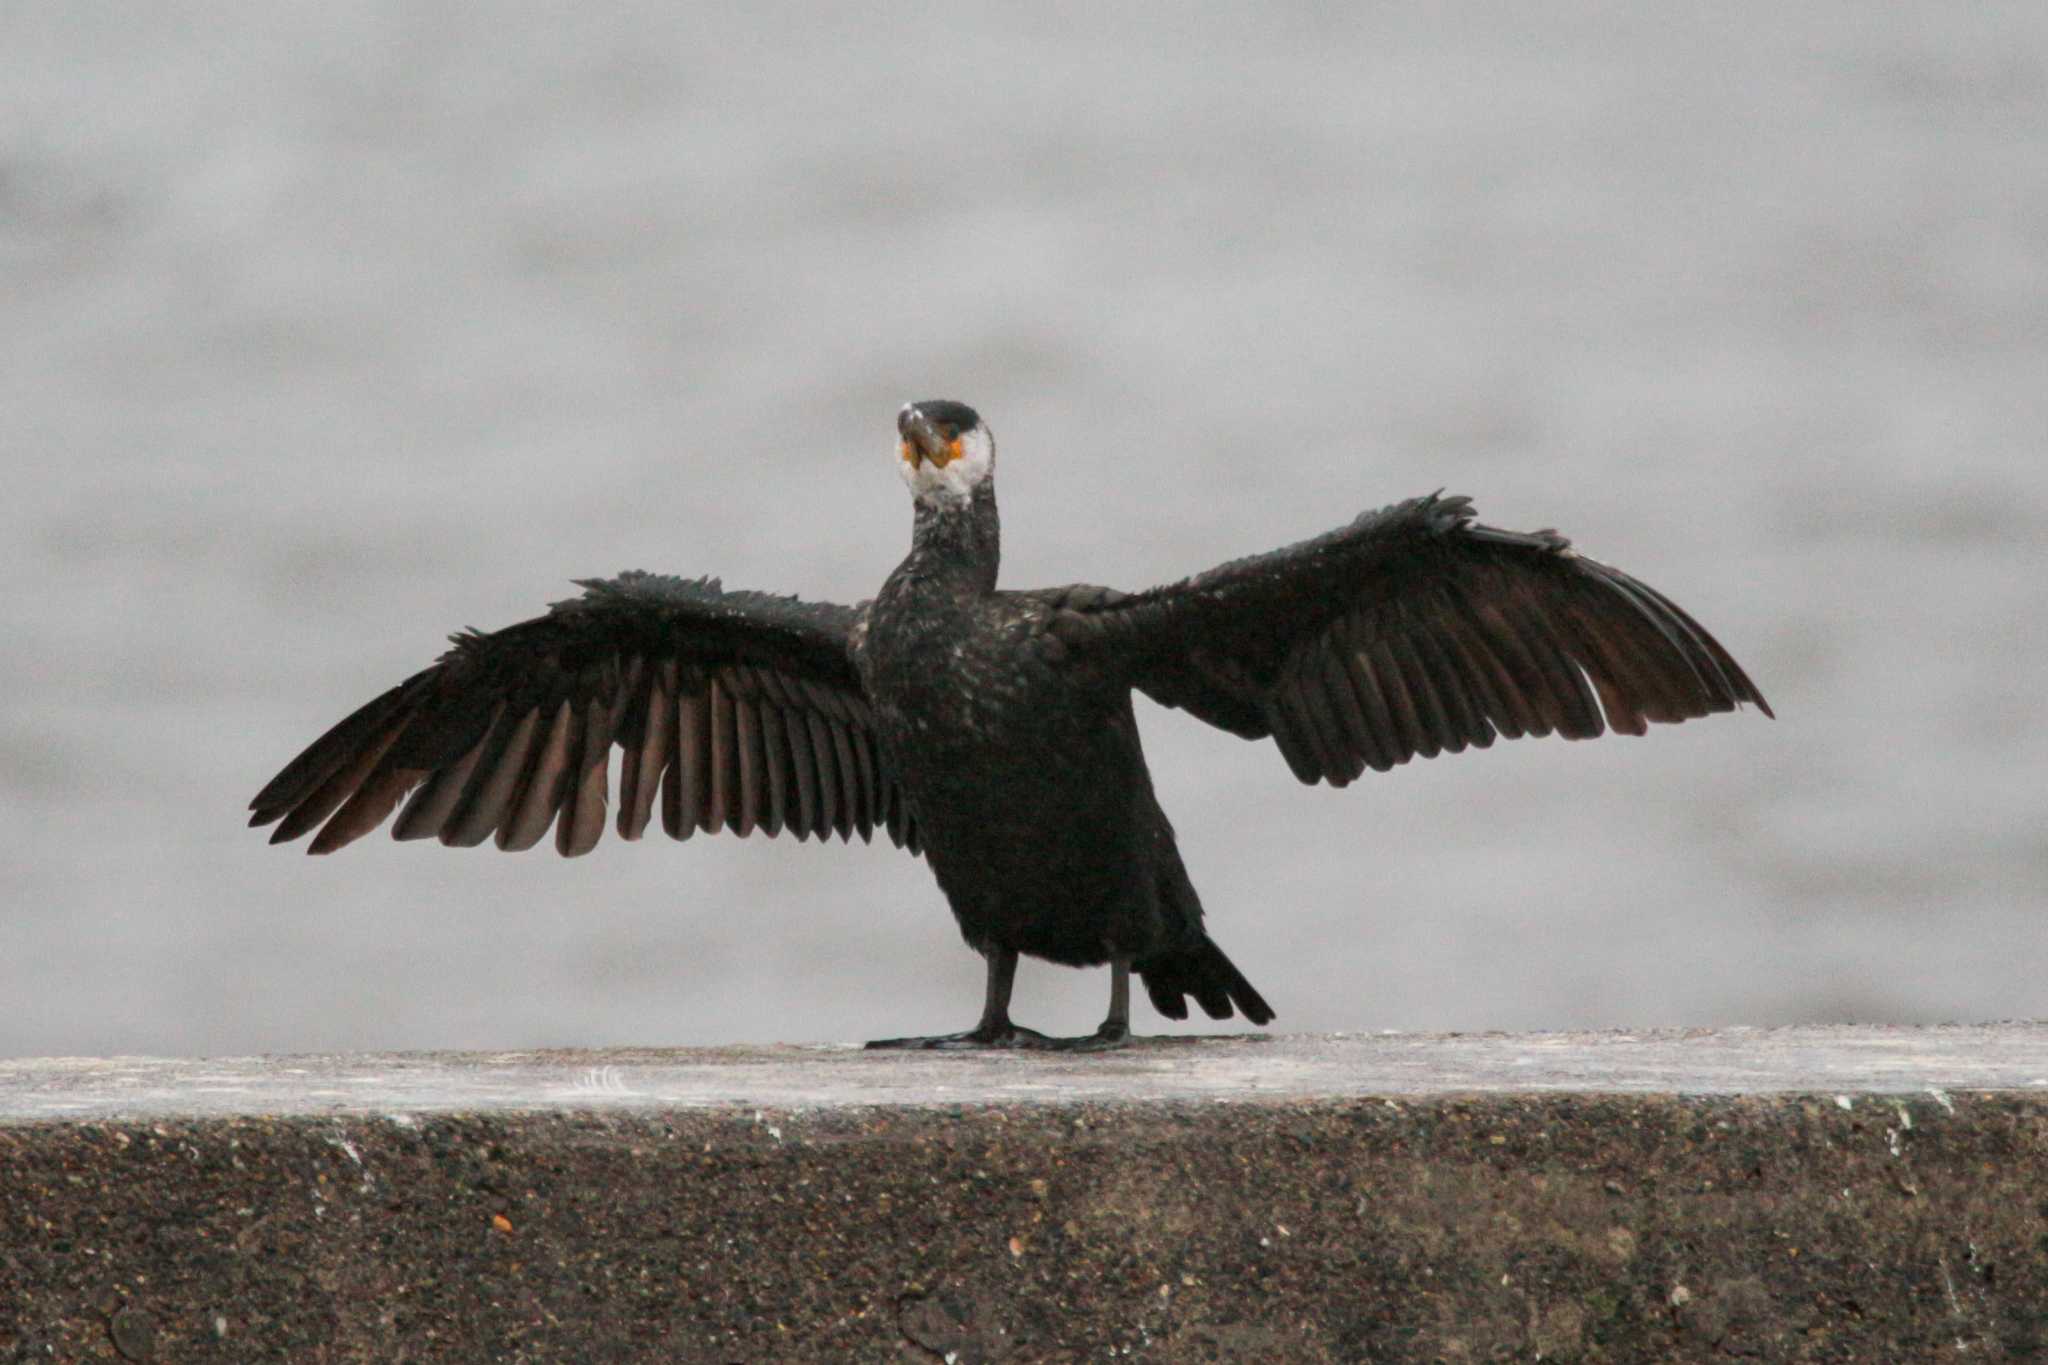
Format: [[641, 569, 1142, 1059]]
[[900, 437, 966, 468]]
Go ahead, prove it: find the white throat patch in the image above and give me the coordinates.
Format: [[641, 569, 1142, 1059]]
[[899, 425, 995, 506]]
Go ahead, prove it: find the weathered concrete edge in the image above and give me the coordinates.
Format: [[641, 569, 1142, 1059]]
[[6, 1023, 2048, 1124], [6, 1083, 2047, 1361]]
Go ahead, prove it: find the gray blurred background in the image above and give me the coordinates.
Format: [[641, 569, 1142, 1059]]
[[4, 3, 2043, 1058]]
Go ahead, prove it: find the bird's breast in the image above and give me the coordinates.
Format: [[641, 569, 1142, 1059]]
[[861, 578, 1069, 755]]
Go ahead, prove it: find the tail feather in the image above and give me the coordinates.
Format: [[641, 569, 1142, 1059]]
[[1138, 939, 1275, 1026]]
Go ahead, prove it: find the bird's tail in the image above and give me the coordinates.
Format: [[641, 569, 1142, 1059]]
[[1137, 938, 1275, 1026]]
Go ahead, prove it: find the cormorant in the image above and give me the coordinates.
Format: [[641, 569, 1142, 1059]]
[[251, 400, 1771, 1050]]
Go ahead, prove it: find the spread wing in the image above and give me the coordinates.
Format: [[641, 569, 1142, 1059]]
[[1026, 494, 1770, 785], [249, 573, 918, 855]]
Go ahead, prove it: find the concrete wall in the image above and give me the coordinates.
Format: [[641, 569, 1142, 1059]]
[[5, 1028, 2046, 1361]]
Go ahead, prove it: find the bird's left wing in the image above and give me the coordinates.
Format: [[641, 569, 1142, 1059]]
[[250, 572, 917, 855], [1023, 494, 1770, 786]]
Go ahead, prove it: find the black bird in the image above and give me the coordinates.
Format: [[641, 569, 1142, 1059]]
[[251, 401, 1771, 1050]]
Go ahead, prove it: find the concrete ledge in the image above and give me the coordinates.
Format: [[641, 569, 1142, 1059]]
[[4, 1026, 2046, 1361]]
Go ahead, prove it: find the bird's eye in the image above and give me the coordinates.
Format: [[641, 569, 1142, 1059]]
[[941, 426, 958, 441]]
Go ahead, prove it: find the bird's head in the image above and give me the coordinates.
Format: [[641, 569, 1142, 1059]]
[[897, 400, 993, 506]]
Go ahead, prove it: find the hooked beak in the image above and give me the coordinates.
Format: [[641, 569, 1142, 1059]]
[[897, 405, 957, 467]]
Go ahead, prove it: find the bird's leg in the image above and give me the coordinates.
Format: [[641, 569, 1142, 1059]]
[[1092, 955, 1133, 1047], [1038, 955, 1132, 1053], [864, 950, 1134, 1052], [864, 947, 1054, 1050]]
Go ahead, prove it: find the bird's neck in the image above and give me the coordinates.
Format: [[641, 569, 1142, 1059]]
[[909, 485, 1001, 594]]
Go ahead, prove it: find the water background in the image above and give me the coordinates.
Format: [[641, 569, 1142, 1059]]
[[5, 3, 2043, 1056]]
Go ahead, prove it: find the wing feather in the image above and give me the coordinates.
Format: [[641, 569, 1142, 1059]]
[[705, 675, 736, 836], [497, 699, 573, 851], [828, 718, 860, 841], [308, 757, 424, 856], [666, 684, 708, 839], [617, 667, 671, 841], [733, 686, 764, 839], [557, 702, 613, 857], [1402, 627, 1481, 752], [1316, 649, 1375, 768], [250, 574, 917, 858], [393, 706, 500, 841], [442, 706, 540, 847], [806, 711, 841, 838], [754, 691, 790, 837], [785, 702, 821, 841], [1022, 493, 1769, 786]]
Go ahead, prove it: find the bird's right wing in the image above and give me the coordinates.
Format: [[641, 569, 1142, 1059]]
[[249, 572, 917, 856], [1024, 494, 1769, 786]]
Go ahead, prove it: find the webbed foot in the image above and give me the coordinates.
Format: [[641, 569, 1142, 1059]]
[[864, 1020, 1130, 1052], [1054, 1020, 1130, 1052], [865, 1023, 1056, 1051]]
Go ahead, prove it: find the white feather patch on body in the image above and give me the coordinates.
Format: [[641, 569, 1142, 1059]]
[[900, 426, 995, 506]]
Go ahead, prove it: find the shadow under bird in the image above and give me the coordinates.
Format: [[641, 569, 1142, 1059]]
[[251, 401, 1772, 1050]]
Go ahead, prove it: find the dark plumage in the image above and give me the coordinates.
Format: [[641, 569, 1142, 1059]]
[[252, 400, 1771, 1049]]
